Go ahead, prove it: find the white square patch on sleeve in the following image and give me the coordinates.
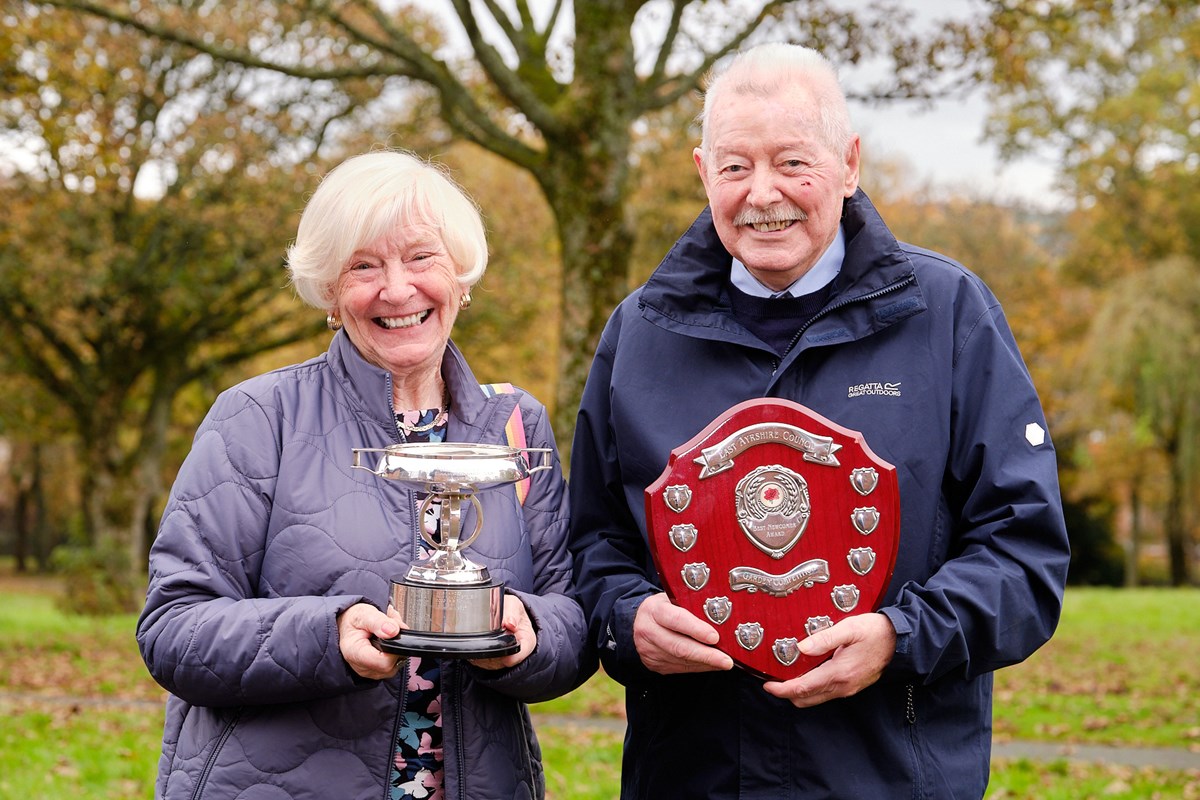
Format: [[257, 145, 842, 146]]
[[1025, 422, 1046, 447]]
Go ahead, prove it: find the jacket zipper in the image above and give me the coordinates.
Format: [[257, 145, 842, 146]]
[[905, 683, 924, 799], [191, 707, 243, 800], [450, 663, 466, 800], [773, 275, 916, 373], [381, 664, 411, 800]]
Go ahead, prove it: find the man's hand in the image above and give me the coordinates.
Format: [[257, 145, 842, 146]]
[[634, 592, 734, 674], [337, 602, 403, 681], [471, 594, 537, 671], [762, 612, 896, 707]]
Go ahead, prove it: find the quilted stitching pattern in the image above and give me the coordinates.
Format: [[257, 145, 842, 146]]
[[138, 335, 590, 799]]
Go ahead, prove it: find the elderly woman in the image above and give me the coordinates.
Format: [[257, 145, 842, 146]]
[[137, 150, 591, 800]]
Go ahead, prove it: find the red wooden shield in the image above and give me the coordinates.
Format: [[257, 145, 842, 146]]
[[645, 398, 900, 681]]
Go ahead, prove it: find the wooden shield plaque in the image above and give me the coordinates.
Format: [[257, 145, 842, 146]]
[[645, 398, 900, 681]]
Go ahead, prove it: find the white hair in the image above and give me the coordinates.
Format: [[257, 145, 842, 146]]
[[697, 43, 855, 164], [286, 150, 488, 310]]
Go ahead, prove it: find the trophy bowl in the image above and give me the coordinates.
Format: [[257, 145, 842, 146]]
[[352, 442, 552, 659]]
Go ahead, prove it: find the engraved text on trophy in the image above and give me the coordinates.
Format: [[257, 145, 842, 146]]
[[735, 465, 810, 559], [693, 423, 843, 478], [728, 560, 830, 597]]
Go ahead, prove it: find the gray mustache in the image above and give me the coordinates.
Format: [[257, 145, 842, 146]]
[[733, 207, 808, 225]]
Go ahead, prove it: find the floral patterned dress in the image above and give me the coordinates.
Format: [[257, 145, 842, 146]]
[[390, 407, 447, 800]]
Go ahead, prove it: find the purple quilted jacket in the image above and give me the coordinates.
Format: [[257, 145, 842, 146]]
[[137, 332, 592, 799]]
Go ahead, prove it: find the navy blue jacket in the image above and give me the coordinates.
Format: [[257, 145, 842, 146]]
[[568, 190, 1070, 799]]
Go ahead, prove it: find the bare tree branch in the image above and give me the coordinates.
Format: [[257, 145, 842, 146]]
[[448, 0, 562, 135]]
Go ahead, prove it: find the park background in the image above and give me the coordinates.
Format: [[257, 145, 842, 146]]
[[0, 1, 1197, 797]]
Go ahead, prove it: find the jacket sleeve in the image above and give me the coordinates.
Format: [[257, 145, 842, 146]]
[[136, 390, 368, 707], [879, 296, 1071, 683], [566, 316, 663, 687], [467, 394, 597, 702]]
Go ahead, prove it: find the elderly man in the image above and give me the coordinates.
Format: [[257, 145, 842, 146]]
[[567, 43, 1070, 798]]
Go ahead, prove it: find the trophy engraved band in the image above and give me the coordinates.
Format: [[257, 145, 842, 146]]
[[646, 398, 900, 681], [353, 442, 552, 658]]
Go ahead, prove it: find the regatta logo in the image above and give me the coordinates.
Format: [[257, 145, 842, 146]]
[[847, 381, 902, 398]]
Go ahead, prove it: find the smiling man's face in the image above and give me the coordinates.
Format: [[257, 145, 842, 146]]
[[694, 82, 860, 291]]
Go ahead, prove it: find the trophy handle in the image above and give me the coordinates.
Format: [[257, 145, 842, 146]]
[[351, 447, 386, 471], [521, 447, 554, 475]]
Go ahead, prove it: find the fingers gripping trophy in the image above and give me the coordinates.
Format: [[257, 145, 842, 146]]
[[353, 442, 552, 658]]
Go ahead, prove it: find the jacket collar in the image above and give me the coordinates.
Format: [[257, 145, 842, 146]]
[[639, 189, 915, 328], [327, 331, 495, 438]]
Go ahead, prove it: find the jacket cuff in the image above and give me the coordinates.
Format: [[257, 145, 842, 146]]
[[878, 605, 914, 677], [602, 590, 659, 684]]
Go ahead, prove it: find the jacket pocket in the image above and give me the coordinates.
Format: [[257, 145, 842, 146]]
[[191, 707, 243, 800]]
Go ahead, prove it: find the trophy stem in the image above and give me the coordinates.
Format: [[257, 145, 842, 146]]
[[418, 493, 485, 552], [411, 492, 490, 585], [353, 442, 546, 660]]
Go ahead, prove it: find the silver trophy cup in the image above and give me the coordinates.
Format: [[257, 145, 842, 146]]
[[352, 442, 552, 658]]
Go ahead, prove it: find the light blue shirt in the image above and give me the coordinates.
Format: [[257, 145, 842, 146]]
[[730, 225, 846, 299]]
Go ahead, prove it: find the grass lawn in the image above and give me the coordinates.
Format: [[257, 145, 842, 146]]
[[1, 577, 1197, 799], [992, 589, 1200, 749]]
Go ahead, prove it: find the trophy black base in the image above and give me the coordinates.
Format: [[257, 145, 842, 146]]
[[375, 630, 520, 659], [383, 575, 518, 659]]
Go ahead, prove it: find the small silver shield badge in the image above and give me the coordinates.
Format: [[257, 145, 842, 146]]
[[805, 615, 834, 637], [851, 506, 880, 535], [773, 638, 801, 667], [682, 562, 710, 591], [847, 547, 877, 576], [831, 584, 861, 613], [664, 484, 693, 513], [704, 596, 732, 625], [735, 622, 764, 650], [669, 523, 698, 552], [850, 467, 879, 496]]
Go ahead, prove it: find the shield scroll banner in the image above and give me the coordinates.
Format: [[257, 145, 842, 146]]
[[645, 398, 900, 681]]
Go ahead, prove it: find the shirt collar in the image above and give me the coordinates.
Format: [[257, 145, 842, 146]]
[[729, 225, 845, 298]]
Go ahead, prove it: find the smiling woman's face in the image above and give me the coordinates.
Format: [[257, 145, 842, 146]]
[[334, 222, 463, 382]]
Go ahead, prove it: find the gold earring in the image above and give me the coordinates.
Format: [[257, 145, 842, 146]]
[[326, 313, 343, 331], [459, 293, 472, 310]]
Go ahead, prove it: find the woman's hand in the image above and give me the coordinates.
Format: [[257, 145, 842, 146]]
[[470, 594, 537, 671], [337, 602, 403, 680]]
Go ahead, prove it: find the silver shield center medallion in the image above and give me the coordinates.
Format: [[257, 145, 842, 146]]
[[735, 465, 811, 559]]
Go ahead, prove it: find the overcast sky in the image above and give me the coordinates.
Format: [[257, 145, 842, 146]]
[[834, 0, 1067, 210], [850, 86, 1067, 210]]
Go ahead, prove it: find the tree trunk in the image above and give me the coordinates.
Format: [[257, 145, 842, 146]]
[[1125, 479, 1141, 588], [535, 0, 641, 461], [72, 444, 141, 613], [1164, 442, 1190, 586], [10, 441, 51, 572], [127, 381, 174, 594], [1118, 479, 1137, 592], [14, 481, 30, 573], [30, 443, 51, 568], [541, 151, 637, 460]]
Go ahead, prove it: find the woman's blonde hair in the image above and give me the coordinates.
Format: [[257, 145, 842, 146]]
[[286, 150, 488, 310]]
